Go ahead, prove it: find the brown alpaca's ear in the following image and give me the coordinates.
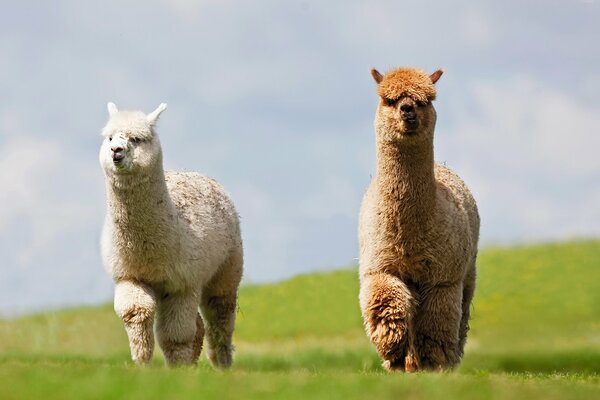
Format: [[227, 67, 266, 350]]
[[371, 68, 383, 84], [430, 69, 444, 84]]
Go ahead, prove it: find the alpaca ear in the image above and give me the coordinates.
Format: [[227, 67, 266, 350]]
[[371, 68, 383, 84], [107, 102, 118, 116], [430, 69, 444, 84], [147, 103, 167, 125]]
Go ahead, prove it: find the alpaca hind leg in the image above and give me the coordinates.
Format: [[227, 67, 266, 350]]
[[413, 284, 463, 370], [359, 273, 416, 371], [156, 293, 203, 367], [200, 249, 243, 369], [191, 312, 205, 362], [458, 263, 476, 357], [114, 280, 157, 365]]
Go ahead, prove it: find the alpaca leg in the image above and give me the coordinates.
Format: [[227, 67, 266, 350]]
[[412, 284, 463, 370], [191, 312, 205, 362], [114, 280, 157, 365], [156, 293, 203, 367], [200, 249, 243, 369], [359, 273, 416, 371], [458, 262, 476, 356]]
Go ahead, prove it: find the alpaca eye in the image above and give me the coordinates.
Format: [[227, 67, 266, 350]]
[[130, 137, 141, 144], [416, 101, 427, 107], [109, 137, 112, 142], [384, 98, 398, 107]]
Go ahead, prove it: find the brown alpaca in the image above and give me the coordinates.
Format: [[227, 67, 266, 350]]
[[358, 67, 479, 372]]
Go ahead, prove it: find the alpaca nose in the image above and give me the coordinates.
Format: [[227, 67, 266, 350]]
[[400, 102, 417, 123], [400, 104, 415, 114], [111, 146, 125, 161]]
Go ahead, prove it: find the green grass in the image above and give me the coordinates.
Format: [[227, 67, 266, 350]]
[[1, 240, 599, 399]]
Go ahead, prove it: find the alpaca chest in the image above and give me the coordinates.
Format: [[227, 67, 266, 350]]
[[106, 223, 191, 286], [363, 204, 473, 284], [116, 241, 179, 277], [415, 215, 474, 283]]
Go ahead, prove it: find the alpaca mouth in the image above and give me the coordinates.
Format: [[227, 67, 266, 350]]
[[112, 153, 124, 163], [404, 118, 419, 131]]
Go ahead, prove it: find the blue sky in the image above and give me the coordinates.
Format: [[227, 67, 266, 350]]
[[1, 0, 599, 315]]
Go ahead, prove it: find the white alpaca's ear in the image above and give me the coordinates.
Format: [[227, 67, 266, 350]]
[[107, 102, 118, 116], [147, 103, 167, 125]]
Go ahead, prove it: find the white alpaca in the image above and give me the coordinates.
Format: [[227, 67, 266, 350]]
[[99, 102, 243, 368]]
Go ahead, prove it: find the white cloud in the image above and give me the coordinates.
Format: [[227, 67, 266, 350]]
[[460, 76, 600, 178], [0, 136, 103, 268], [227, 181, 296, 282], [532, 91, 600, 176], [461, 9, 496, 45], [1, 0, 600, 314], [0, 137, 61, 228], [230, 181, 275, 221], [299, 175, 358, 219], [439, 75, 600, 242]]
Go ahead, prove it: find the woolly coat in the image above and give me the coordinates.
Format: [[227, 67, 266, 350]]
[[101, 169, 242, 298], [99, 105, 243, 368], [358, 67, 479, 371]]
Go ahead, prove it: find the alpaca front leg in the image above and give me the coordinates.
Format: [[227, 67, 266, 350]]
[[156, 293, 203, 367], [359, 273, 416, 371], [412, 283, 463, 370], [114, 280, 157, 364]]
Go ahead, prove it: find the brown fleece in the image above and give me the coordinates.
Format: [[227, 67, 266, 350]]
[[359, 67, 480, 372], [375, 67, 438, 103]]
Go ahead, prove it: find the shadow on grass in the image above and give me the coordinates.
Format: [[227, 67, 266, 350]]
[[0, 352, 134, 367], [2, 348, 598, 376], [236, 348, 600, 376], [461, 349, 600, 375], [234, 348, 383, 373]]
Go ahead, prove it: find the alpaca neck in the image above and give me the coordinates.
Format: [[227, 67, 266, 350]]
[[375, 135, 436, 249], [105, 165, 175, 234]]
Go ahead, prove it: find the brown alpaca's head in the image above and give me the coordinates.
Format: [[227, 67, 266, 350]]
[[371, 67, 443, 144]]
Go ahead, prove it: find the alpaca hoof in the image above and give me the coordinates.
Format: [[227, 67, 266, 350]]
[[382, 358, 405, 372], [404, 352, 419, 373], [132, 351, 153, 365], [208, 346, 233, 369]]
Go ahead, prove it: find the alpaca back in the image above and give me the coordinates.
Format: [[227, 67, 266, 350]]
[[165, 171, 241, 273], [165, 172, 242, 286], [428, 163, 479, 282], [434, 164, 479, 249]]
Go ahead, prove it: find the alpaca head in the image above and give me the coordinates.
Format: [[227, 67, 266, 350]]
[[371, 67, 443, 144], [99, 103, 167, 177]]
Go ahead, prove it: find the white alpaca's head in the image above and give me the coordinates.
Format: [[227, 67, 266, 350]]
[[99, 102, 167, 176]]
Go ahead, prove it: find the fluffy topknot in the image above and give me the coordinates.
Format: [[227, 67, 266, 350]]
[[373, 67, 440, 103]]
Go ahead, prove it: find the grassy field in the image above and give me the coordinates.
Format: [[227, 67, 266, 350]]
[[0, 240, 599, 399]]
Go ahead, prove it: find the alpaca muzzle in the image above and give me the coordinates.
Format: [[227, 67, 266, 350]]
[[402, 115, 419, 130], [111, 147, 125, 163], [399, 102, 418, 130]]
